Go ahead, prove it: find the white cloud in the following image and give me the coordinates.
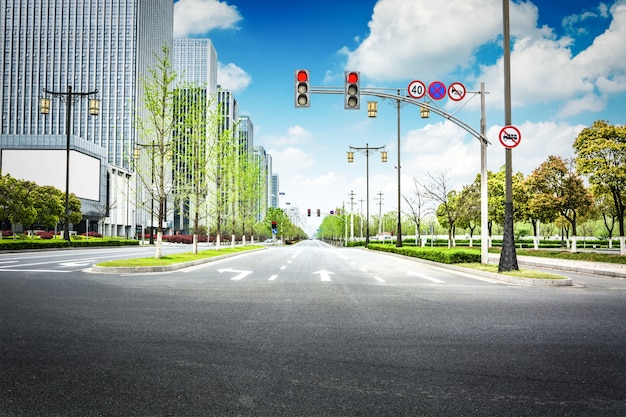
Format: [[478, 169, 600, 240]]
[[217, 62, 251, 93], [342, 0, 506, 82], [400, 120, 585, 191], [261, 125, 312, 147], [173, 0, 242, 38], [344, 0, 626, 119]]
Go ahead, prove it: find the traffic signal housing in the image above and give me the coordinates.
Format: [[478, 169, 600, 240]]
[[317, 209, 321, 217], [344, 71, 360, 110], [294, 69, 310, 108], [307, 209, 311, 217]]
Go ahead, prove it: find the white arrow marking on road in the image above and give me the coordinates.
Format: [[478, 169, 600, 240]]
[[60, 260, 97, 268], [407, 271, 445, 283], [313, 270, 335, 282], [218, 268, 253, 281]]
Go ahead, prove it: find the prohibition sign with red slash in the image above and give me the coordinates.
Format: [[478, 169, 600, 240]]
[[499, 125, 522, 149]]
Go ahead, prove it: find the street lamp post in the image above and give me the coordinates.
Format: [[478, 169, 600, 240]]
[[347, 144, 387, 248], [40, 86, 99, 244]]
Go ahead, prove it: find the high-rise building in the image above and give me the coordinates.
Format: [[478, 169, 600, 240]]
[[172, 38, 218, 234], [0, 0, 173, 236], [271, 174, 280, 208], [173, 38, 218, 94], [253, 146, 269, 222]]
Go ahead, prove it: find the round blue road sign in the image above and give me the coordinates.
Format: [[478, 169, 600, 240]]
[[428, 81, 446, 100]]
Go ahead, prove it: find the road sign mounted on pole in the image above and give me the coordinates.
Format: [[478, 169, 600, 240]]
[[407, 80, 426, 99], [448, 82, 466, 101], [499, 125, 521, 148], [428, 81, 446, 100]]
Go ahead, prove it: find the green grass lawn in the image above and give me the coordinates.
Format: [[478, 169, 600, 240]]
[[96, 246, 262, 267]]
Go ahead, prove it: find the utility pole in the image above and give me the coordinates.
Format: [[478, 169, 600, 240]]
[[358, 199, 365, 239], [376, 191, 384, 235], [349, 190, 356, 241]]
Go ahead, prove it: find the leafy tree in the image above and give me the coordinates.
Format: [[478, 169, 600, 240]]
[[135, 44, 178, 258], [456, 180, 481, 246], [32, 185, 65, 231], [173, 83, 221, 254], [574, 120, 626, 255], [0, 175, 37, 237], [527, 155, 593, 252], [595, 192, 618, 245]]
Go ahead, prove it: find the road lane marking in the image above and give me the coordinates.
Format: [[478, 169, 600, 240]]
[[313, 270, 334, 282], [268, 275, 278, 281], [280, 266, 286, 270], [375, 277, 386, 283], [407, 271, 445, 283], [217, 268, 253, 281]]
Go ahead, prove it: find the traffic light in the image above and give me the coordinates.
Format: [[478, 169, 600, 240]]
[[344, 71, 360, 110], [294, 69, 310, 108], [317, 209, 321, 217], [307, 209, 311, 217], [271, 221, 277, 232]]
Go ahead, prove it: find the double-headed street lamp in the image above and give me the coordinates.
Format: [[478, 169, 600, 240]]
[[40, 86, 99, 244], [347, 144, 387, 247]]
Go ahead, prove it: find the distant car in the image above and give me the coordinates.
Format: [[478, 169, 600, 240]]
[[264, 238, 274, 243]]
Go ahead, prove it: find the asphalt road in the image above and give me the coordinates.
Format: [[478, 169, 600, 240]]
[[1, 241, 625, 416]]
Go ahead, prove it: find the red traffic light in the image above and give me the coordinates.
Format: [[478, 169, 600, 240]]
[[297, 70, 308, 82], [347, 71, 359, 84]]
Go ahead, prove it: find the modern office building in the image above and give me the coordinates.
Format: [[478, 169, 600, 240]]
[[0, 0, 173, 236], [253, 146, 269, 222], [271, 174, 280, 208], [171, 38, 219, 234]]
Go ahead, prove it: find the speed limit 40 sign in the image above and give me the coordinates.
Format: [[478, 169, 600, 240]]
[[407, 80, 426, 99]]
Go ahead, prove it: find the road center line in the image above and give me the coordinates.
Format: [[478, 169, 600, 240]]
[[268, 275, 277, 281]]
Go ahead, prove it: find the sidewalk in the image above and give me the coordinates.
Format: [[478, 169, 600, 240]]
[[488, 254, 626, 279]]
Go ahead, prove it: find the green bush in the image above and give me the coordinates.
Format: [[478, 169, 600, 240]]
[[0, 238, 140, 250], [368, 244, 481, 264]]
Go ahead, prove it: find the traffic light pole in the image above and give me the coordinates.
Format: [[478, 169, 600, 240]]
[[311, 86, 491, 263]]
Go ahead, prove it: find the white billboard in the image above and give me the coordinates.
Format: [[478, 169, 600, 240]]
[[2, 149, 101, 201]]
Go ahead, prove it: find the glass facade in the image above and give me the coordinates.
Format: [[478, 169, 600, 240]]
[[1, 0, 173, 235], [1, 0, 173, 169]]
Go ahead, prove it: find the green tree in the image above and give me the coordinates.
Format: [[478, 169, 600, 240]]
[[0, 175, 37, 238], [32, 185, 65, 231], [173, 83, 222, 254], [135, 44, 178, 258], [574, 120, 626, 255], [527, 155, 593, 252], [456, 180, 481, 246]]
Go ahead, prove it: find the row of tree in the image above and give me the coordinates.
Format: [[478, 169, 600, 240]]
[[135, 45, 268, 257], [318, 121, 625, 255], [403, 120, 626, 255], [0, 174, 81, 237]]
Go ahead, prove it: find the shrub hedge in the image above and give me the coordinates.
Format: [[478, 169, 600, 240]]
[[367, 244, 481, 264], [0, 238, 139, 250]]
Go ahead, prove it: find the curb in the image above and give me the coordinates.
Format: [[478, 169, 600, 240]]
[[86, 247, 267, 274], [367, 249, 573, 287]]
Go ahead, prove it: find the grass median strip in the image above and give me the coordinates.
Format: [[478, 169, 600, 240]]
[[96, 246, 262, 268]]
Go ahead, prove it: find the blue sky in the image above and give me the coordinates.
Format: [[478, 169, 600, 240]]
[[173, 0, 626, 234]]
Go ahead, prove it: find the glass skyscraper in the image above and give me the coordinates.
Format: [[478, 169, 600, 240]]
[[1, 0, 173, 236]]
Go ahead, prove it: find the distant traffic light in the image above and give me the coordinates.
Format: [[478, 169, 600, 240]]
[[307, 209, 311, 217], [271, 221, 277, 233], [344, 71, 360, 110], [317, 209, 321, 217], [294, 69, 310, 108]]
